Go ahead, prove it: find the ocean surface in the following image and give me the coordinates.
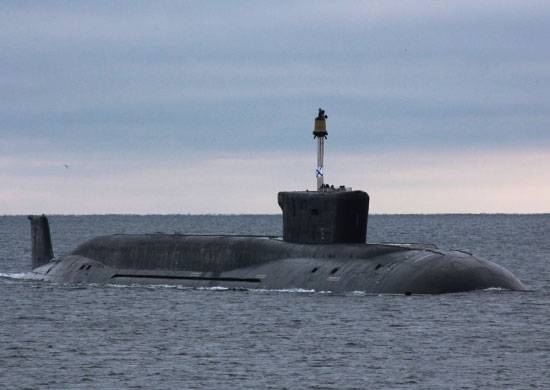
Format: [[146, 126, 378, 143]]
[[1, 214, 549, 389]]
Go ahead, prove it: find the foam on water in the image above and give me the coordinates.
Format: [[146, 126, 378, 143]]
[[0, 271, 42, 280], [483, 287, 506, 291], [110, 283, 324, 294], [197, 286, 230, 291], [252, 287, 316, 294], [103, 282, 326, 294]]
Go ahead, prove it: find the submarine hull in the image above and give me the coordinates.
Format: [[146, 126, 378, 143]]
[[30, 235, 525, 294]]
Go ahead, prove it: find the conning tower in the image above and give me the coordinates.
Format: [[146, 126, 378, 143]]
[[278, 109, 370, 244]]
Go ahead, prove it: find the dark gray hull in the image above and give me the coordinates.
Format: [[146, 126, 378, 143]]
[[31, 234, 525, 294]]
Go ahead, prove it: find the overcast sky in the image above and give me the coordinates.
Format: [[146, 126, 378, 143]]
[[1, 1, 549, 214]]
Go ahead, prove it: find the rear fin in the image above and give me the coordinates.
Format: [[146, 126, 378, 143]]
[[28, 215, 54, 268]]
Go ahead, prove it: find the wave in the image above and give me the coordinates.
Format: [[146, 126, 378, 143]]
[[102, 282, 332, 294], [482, 287, 508, 292], [0, 272, 43, 280]]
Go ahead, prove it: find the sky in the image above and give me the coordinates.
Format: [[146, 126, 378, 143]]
[[1, 0, 549, 214]]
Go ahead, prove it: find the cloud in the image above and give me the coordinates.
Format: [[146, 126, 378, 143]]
[[1, 148, 549, 214], [0, 1, 549, 213]]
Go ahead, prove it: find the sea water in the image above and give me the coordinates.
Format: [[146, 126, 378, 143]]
[[1, 214, 549, 389]]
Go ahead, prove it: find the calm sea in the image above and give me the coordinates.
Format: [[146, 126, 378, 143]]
[[1, 214, 549, 389]]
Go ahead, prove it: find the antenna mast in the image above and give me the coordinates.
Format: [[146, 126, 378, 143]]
[[313, 108, 328, 191]]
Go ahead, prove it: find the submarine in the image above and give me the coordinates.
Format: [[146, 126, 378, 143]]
[[27, 109, 525, 294]]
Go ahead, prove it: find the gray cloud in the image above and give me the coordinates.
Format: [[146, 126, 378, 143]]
[[1, 1, 549, 212]]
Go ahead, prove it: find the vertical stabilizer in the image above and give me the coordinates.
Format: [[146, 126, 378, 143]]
[[28, 215, 54, 268]]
